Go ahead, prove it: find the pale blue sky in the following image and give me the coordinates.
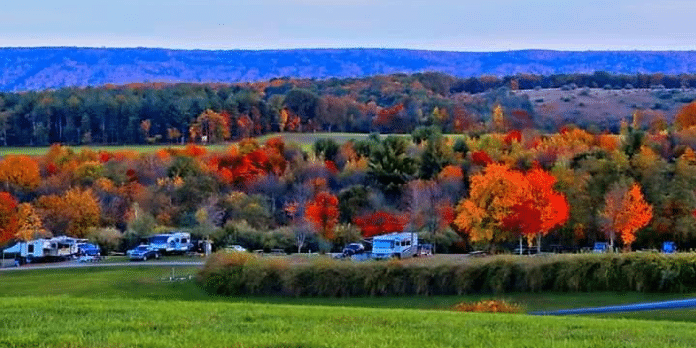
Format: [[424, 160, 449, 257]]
[[1, 0, 694, 50]]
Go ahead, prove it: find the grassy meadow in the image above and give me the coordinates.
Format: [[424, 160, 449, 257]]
[[2, 264, 696, 346], [2, 296, 696, 348], [0, 132, 463, 156], [2, 265, 696, 321]]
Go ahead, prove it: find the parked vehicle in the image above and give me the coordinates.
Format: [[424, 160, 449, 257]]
[[417, 243, 433, 257], [2, 236, 83, 264], [342, 243, 365, 257], [224, 245, 247, 253], [371, 232, 418, 259], [663, 241, 676, 254], [127, 245, 159, 261], [77, 243, 101, 257], [148, 232, 192, 255], [593, 242, 609, 253]]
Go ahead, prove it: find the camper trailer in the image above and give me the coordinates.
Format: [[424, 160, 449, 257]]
[[371, 232, 418, 259], [2, 236, 82, 264], [148, 232, 192, 255]]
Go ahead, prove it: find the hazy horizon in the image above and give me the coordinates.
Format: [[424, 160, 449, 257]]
[[2, 0, 695, 51], [1, 47, 695, 53]]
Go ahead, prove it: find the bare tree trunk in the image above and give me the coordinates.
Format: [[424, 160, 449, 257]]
[[609, 231, 615, 252], [537, 234, 542, 254], [519, 236, 523, 255]]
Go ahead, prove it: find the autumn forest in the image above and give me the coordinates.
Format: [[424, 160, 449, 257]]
[[2, 72, 696, 253]]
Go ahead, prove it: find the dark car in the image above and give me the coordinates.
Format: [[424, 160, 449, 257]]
[[127, 245, 159, 261], [342, 243, 365, 256]]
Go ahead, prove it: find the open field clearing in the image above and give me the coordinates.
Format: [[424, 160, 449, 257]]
[[0, 132, 464, 156], [2, 296, 696, 348], [0, 143, 232, 156], [0, 133, 374, 156]]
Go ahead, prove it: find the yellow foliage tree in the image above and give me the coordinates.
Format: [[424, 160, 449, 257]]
[[15, 203, 50, 241], [63, 188, 101, 238], [492, 105, 505, 132]]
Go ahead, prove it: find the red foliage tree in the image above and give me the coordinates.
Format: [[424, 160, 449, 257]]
[[353, 210, 408, 238], [304, 192, 339, 240], [0, 192, 19, 244], [504, 130, 522, 144], [373, 104, 405, 131], [471, 150, 493, 166]]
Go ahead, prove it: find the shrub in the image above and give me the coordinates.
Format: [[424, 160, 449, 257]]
[[452, 300, 523, 313], [197, 253, 696, 297]]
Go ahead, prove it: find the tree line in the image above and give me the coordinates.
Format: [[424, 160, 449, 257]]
[[2, 71, 696, 147]]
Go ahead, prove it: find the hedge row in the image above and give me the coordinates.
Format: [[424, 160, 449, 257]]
[[196, 252, 696, 296]]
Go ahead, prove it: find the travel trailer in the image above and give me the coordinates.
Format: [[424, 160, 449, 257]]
[[148, 232, 192, 255], [370, 232, 418, 259], [2, 236, 83, 264]]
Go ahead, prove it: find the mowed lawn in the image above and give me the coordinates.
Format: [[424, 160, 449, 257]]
[[3, 266, 696, 323], [1, 296, 696, 348]]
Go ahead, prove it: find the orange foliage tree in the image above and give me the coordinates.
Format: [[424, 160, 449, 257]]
[[304, 191, 339, 240], [600, 182, 653, 250], [36, 188, 101, 238], [0, 192, 19, 244], [454, 163, 568, 251], [454, 163, 530, 247], [675, 102, 696, 130], [0, 155, 41, 191]]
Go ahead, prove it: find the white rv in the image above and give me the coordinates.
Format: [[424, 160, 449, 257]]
[[148, 232, 192, 255], [2, 236, 82, 264], [371, 232, 418, 259]]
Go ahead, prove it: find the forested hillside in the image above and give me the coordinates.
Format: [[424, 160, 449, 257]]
[[2, 48, 696, 92], [2, 73, 696, 252], [1, 72, 696, 146]]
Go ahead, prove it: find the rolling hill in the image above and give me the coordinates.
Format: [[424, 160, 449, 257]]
[[2, 48, 696, 92]]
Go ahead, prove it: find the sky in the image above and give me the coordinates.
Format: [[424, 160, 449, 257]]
[[1, 0, 695, 51]]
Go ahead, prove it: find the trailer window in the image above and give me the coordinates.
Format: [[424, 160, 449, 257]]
[[28, 245, 34, 253], [181, 238, 187, 243], [150, 236, 169, 244], [374, 240, 392, 249]]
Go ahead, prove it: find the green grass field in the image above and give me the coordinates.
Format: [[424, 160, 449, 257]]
[[1, 296, 696, 348], [3, 266, 696, 346], [2, 266, 696, 322]]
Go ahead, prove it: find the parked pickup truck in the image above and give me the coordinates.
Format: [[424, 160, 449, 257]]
[[127, 245, 160, 261]]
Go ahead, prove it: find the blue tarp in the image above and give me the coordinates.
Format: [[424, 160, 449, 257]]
[[531, 298, 696, 315]]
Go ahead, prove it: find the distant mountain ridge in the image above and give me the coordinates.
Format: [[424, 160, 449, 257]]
[[2, 47, 696, 92]]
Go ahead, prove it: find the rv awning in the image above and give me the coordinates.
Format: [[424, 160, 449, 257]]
[[3, 243, 21, 254]]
